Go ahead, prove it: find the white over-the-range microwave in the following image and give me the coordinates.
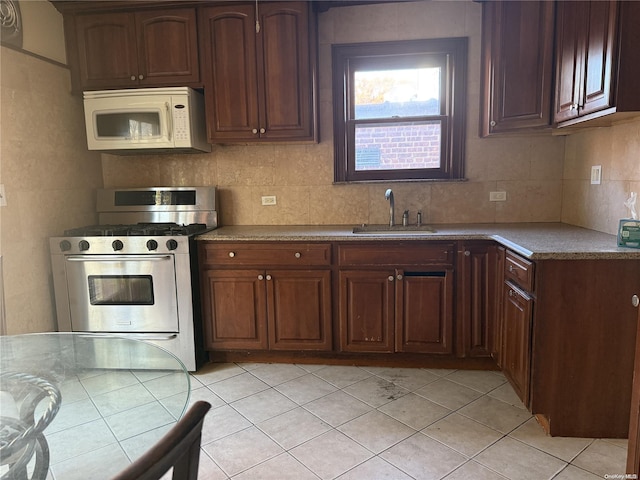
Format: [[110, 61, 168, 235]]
[[83, 87, 211, 154]]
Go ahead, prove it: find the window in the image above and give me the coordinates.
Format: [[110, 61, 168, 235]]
[[332, 38, 467, 182]]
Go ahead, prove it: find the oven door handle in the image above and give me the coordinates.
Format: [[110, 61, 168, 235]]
[[83, 333, 178, 341], [66, 255, 173, 262]]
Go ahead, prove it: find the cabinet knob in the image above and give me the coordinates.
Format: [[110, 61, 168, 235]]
[[388, 275, 394, 282], [260, 128, 266, 134], [396, 274, 403, 280], [258, 274, 264, 280], [464, 250, 471, 257], [633, 294, 639, 308], [490, 120, 496, 127], [294, 252, 301, 258], [252, 128, 258, 134], [508, 265, 514, 272], [509, 289, 514, 297], [228, 252, 236, 258], [266, 274, 272, 281], [138, 74, 144, 80], [130, 75, 136, 81]]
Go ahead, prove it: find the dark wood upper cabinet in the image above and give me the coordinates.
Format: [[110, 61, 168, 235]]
[[135, 10, 200, 85], [554, 0, 640, 127], [479, 0, 555, 136], [199, 2, 318, 143], [73, 12, 137, 89], [554, 1, 616, 124], [70, 8, 200, 91]]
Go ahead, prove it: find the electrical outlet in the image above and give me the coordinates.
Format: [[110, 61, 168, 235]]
[[0, 184, 6, 207], [261, 195, 277, 206], [489, 191, 507, 202], [591, 165, 602, 185]]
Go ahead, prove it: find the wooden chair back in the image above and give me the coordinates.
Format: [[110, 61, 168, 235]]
[[111, 401, 211, 480]]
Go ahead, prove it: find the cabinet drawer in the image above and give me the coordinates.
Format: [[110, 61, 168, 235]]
[[200, 242, 331, 266], [505, 250, 534, 292], [338, 243, 455, 266]]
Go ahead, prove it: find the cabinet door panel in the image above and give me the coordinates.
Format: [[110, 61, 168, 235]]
[[396, 271, 453, 354], [267, 270, 332, 350], [258, 3, 313, 139], [200, 5, 260, 141], [481, 0, 554, 135], [626, 305, 640, 475], [502, 281, 532, 406], [581, 1, 617, 116], [201, 269, 268, 350], [457, 243, 497, 358], [136, 9, 200, 85], [493, 247, 506, 366], [554, 1, 585, 123], [75, 13, 138, 88], [339, 271, 394, 352]]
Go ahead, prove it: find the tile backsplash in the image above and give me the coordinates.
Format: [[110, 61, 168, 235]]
[[561, 119, 640, 235]]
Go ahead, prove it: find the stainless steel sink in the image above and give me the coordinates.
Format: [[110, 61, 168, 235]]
[[352, 224, 437, 235]]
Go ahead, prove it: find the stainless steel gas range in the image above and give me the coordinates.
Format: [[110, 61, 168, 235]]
[[49, 186, 217, 371]]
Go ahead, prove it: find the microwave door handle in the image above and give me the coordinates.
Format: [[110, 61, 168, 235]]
[[165, 102, 172, 141]]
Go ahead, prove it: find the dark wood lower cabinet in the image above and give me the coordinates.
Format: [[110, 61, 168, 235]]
[[396, 271, 453, 354], [201, 269, 268, 350], [339, 270, 395, 353], [198, 239, 640, 439], [492, 246, 506, 367], [267, 270, 332, 350], [501, 281, 532, 407], [339, 268, 454, 354], [531, 260, 639, 438], [627, 298, 640, 476], [457, 242, 498, 358], [199, 241, 333, 352], [200, 268, 331, 351]]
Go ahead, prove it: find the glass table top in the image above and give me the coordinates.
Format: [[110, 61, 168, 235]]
[[0, 333, 190, 480]]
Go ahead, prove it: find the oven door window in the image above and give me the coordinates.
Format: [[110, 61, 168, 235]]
[[65, 255, 179, 333], [88, 275, 154, 305]]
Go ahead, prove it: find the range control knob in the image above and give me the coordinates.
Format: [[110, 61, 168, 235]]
[[166, 239, 178, 251], [79, 240, 90, 251], [59, 240, 72, 252], [112, 240, 124, 251], [146, 239, 158, 251]]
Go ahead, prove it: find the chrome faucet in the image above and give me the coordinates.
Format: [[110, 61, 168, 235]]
[[385, 188, 395, 227]]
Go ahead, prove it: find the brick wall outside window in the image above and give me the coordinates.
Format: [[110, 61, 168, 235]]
[[355, 123, 441, 170]]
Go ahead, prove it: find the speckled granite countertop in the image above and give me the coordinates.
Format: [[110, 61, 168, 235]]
[[196, 222, 640, 260]]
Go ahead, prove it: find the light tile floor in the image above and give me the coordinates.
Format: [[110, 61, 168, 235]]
[[189, 363, 629, 480]]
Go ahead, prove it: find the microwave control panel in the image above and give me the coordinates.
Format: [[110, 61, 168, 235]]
[[173, 104, 190, 142]]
